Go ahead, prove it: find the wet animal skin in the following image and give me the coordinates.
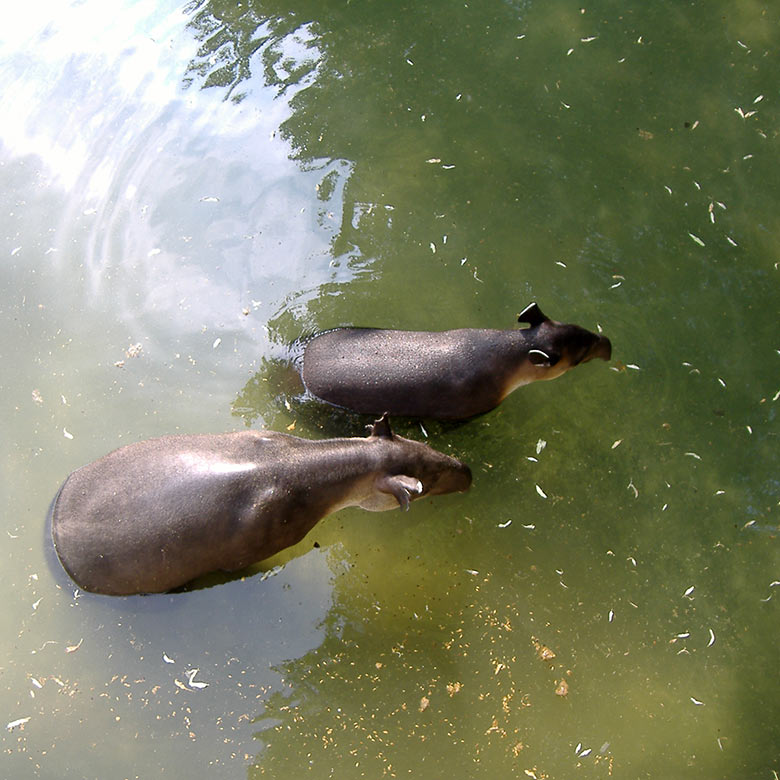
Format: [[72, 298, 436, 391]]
[[301, 302, 612, 420], [50, 415, 471, 595]]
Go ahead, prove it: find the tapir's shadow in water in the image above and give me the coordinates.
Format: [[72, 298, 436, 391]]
[[231, 356, 473, 441]]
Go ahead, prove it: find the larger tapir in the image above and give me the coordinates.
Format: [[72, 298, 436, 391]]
[[50, 415, 471, 596], [301, 302, 612, 420]]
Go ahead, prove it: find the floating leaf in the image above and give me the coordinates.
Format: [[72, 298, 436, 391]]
[[66, 638, 84, 653]]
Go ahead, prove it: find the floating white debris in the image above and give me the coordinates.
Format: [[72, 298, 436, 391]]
[[684, 452, 702, 460], [521, 524, 536, 530], [575, 742, 582, 754], [717, 377, 726, 387], [63, 428, 74, 440], [527, 456, 538, 463], [162, 652, 175, 664], [753, 94, 764, 104], [556, 261, 567, 268], [726, 236, 738, 246], [32, 598, 42, 611], [426, 158, 441, 164], [707, 629, 716, 647], [6, 717, 30, 731], [430, 242, 436, 253], [199, 196, 220, 203], [626, 363, 641, 370], [580, 748, 592, 757], [212, 338, 221, 349], [465, 569, 479, 576], [536, 439, 547, 455], [608, 609, 614, 622], [628, 556, 637, 566], [664, 185, 673, 195], [535, 484, 547, 499], [676, 632, 690, 638], [612, 439, 622, 449], [581, 36, 598, 42], [690, 697, 704, 706], [715, 490, 725, 495], [259, 565, 283, 581], [688, 232, 705, 247], [498, 519, 512, 528], [683, 585, 695, 597], [627, 480, 638, 498], [185, 669, 209, 689], [567, 48, 574, 55]]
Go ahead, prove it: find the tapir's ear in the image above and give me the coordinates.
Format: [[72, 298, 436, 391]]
[[367, 412, 394, 439], [528, 349, 559, 367], [376, 474, 423, 511], [517, 302, 548, 328]]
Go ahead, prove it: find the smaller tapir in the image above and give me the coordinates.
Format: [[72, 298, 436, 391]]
[[49, 415, 471, 596], [301, 302, 612, 420]]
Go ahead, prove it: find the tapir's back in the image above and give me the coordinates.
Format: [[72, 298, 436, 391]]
[[51, 431, 291, 595], [302, 327, 510, 419]]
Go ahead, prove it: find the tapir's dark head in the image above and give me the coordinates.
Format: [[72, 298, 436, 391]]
[[510, 302, 612, 388], [367, 414, 472, 500]]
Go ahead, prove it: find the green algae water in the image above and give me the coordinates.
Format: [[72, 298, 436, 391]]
[[1, 0, 778, 777]]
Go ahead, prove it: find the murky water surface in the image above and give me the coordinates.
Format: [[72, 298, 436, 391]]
[[1, 0, 778, 777]]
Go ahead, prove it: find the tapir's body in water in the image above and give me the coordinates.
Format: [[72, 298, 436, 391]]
[[301, 302, 612, 420], [50, 416, 471, 596]]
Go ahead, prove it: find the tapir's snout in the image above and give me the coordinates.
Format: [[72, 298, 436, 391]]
[[426, 458, 472, 497], [585, 334, 612, 363]]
